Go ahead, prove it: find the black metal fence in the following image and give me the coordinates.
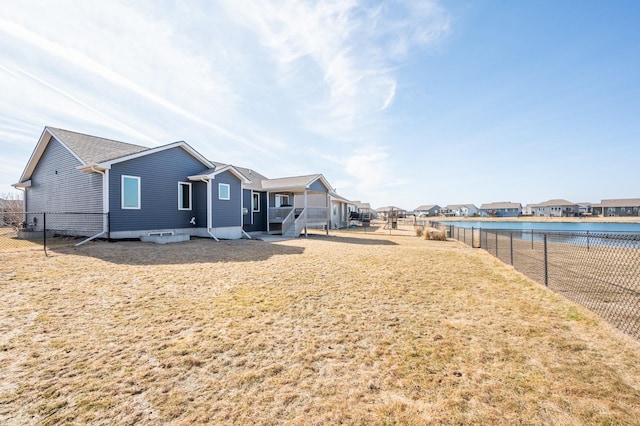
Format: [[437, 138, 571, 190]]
[[431, 222, 640, 340], [0, 212, 108, 254]]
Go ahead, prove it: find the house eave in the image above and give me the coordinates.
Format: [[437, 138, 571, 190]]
[[188, 165, 252, 184], [12, 180, 32, 189]]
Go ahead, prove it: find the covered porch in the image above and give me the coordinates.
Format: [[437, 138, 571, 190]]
[[263, 175, 332, 238]]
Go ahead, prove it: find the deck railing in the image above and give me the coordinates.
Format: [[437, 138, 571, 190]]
[[268, 207, 294, 223], [306, 207, 329, 222]]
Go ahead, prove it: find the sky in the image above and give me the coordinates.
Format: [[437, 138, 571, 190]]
[[1, 0, 639, 210]]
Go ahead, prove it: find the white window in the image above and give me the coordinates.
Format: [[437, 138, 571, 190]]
[[252, 192, 260, 212], [275, 194, 290, 207], [219, 183, 230, 200], [121, 175, 140, 209], [178, 182, 192, 210]]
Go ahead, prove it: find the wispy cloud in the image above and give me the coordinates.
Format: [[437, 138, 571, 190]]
[[0, 0, 449, 206], [222, 0, 448, 139]]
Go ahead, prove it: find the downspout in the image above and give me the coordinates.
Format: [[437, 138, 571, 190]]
[[202, 177, 219, 241], [76, 166, 108, 246], [240, 188, 251, 239]]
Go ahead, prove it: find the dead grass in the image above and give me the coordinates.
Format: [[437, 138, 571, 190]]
[[1, 231, 639, 424]]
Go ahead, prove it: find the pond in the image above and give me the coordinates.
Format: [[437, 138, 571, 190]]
[[436, 220, 640, 233]]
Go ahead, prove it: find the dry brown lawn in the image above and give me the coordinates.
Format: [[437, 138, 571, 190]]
[[1, 230, 640, 425]]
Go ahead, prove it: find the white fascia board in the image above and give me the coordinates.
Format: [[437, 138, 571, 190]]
[[192, 165, 252, 184], [12, 180, 32, 188]]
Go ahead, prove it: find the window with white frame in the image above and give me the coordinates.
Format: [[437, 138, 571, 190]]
[[178, 182, 192, 210], [219, 183, 230, 200], [121, 175, 140, 209], [252, 192, 260, 212], [275, 194, 290, 207]]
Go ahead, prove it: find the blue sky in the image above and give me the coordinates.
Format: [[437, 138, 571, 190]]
[[1, 0, 638, 210]]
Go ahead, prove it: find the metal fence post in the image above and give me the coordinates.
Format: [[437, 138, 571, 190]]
[[531, 229, 534, 250], [43, 212, 47, 256], [510, 232, 513, 265], [495, 231, 498, 256], [586, 230, 590, 251], [543, 233, 548, 287]]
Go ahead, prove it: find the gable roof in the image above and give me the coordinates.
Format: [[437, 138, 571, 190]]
[[446, 204, 477, 210], [597, 198, 640, 208], [49, 127, 149, 165], [415, 204, 439, 211], [530, 199, 575, 208], [479, 202, 522, 210], [260, 174, 332, 192], [17, 127, 149, 183], [188, 162, 251, 184]]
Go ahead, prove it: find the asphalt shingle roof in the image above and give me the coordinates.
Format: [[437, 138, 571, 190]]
[[48, 127, 148, 164]]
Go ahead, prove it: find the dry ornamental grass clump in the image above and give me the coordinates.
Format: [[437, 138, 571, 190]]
[[1, 230, 639, 424], [424, 228, 447, 241]]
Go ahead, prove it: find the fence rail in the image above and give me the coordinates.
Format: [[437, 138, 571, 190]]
[[432, 222, 640, 340], [0, 212, 108, 254]]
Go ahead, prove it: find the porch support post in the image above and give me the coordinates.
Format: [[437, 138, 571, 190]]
[[304, 189, 308, 237], [326, 192, 329, 235]]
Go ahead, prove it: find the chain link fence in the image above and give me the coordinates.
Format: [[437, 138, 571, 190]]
[[432, 222, 640, 340], [0, 212, 108, 254]]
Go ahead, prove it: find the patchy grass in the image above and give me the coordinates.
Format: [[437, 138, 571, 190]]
[[1, 231, 639, 424]]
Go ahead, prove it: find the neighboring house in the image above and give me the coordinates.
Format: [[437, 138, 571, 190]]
[[13, 127, 334, 240], [592, 198, 640, 217], [479, 202, 522, 217], [530, 199, 578, 217], [414, 204, 441, 217], [445, 204, 478, 217], [576, 202, 593, 216], [329, 192, 353, 229], [350, 201, 373, 222], [522, 204, 534, 216]]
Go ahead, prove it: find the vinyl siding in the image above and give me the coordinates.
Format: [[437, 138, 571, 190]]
[[26, 137, 103, 214], [212, 170, 242, 228], [109, 147, 208, 232], [309, 178, 329, 193]]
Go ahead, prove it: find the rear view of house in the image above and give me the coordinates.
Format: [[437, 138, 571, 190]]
[[13, 127, 338, 240]]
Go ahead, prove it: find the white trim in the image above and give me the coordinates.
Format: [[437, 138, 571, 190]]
[[252, 191, 260, 213], [178, 181, 192, 210], [103, 170, 109, 214], [219, 183, 230, 200], [121, 175, 141, 209], [207, 179, 212, 230], [188, 164, 251, 184]]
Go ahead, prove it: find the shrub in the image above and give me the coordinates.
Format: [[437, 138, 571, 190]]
[[415, 226, 424, 237], [423, 228, 447, 241]]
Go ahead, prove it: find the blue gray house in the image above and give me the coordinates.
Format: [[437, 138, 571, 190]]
[[13, 127, 332, 240], [479, 202, 522, 217]]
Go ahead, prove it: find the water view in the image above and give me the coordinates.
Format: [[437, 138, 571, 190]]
[[437, 220, 640, 233]]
